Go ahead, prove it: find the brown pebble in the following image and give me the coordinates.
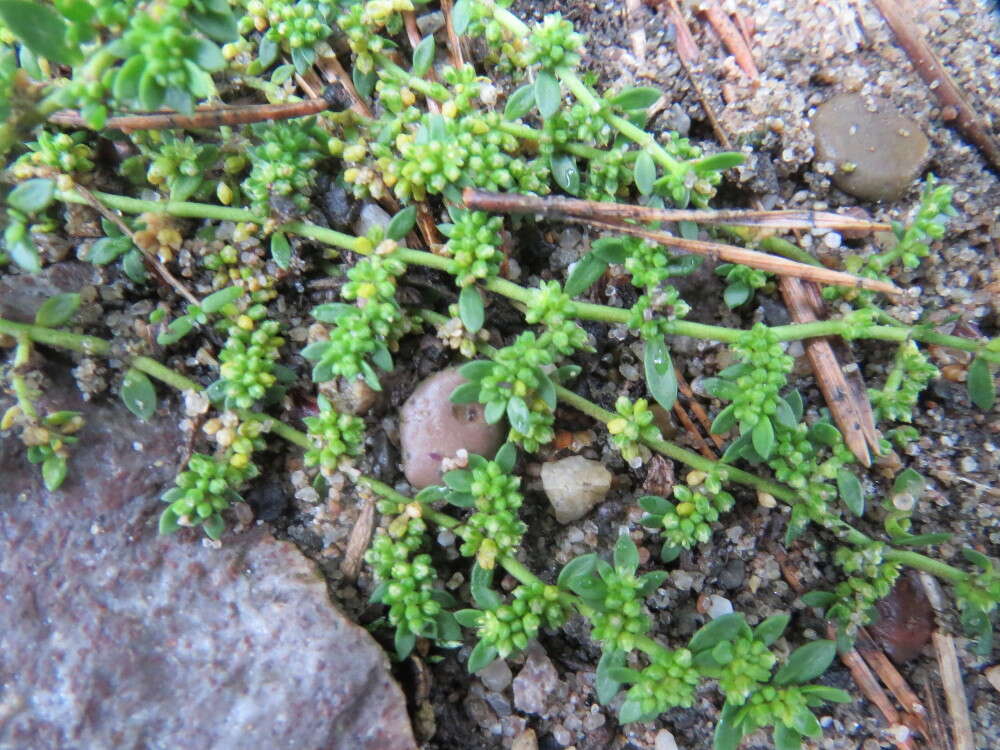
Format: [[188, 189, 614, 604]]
[[399, 368, 504, 488], [812, 93, 930, 202], [867, 572, 934, 664]]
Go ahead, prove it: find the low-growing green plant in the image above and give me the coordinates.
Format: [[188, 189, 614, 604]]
[[1, 1, 999, 748]]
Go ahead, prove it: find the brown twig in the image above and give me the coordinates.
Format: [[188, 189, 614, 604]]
[[341, 494, 375, 583], [49, 99, 331, 132], [463, 189, 890, 232], [676, 367, 725, 450], [857, 627, 931, 739], [923, 674, 953, 750], [699, 1, 759, 80], [440, 0, 465, 68], [672, 392, 716, 459], [312, 52, 374, 118], [932, 630, 975, 750], [871, 0, 1000, 173], [663, 0, 700, 62], [781, 276, 877, 465], [74, 186, 199, 307], [829, 625, 918, 750], [578, 216, 900, 295]]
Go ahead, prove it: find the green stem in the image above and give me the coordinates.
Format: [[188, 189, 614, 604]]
[[0, 318, 111, 355], [55, 189, 262, 224], [10, 335, 39, 421], [132, 355, 200, 392], [558, 69, 683, 176], [719, 226, 822, 267], [883, 549, 967, 583]]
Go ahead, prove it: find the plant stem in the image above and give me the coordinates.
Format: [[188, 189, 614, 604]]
[[131, 355, 200, 392], [11, 335, 39, 421], [55, 189, 261, 223], [0, 318, 110, 355]]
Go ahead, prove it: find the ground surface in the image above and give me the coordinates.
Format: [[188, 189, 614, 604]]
[[2, 1, 999, 749]]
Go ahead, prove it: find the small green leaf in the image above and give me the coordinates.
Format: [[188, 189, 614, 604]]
[[785, 503, 810, 545], [0, 0, 80, 64], [201, 286, 243, 314], [693, 152, 746, 174], [962, 548, 994, 571], [451, 0, 472, 34], [660, 544, 681, 563], [689, 612, 748, 653], [564, 251, 607, 296], [257, 35, 278, 68], [591, 237, 627, 263], [773, 640, 837, 686], [506, 396, 532, 434], [7, 178, 55, 214], [752, 417, 775, 460], [42, 454, 67, 491], [534, 70, 561, 118], [494, 443, 516, 473], [550, 152, 580, 194], [467, 640, 498, 673], [504, 84, 535, 120], [470, 562, 502, 610], [633, 151, 655, 195], [894, 532, 951, 547], [644, 338, 677, 411], [410, 35, 436, 76], [638, 494, 671, 515], [807, 422, 841, 447], [312, 303, 355, 323], [595, 649, 625, 704], [967, 357, 995, 410], [353, 66, 376, 98], [613, 533, 639, 574], [557, 553, 597, 590], [773, 397, 797, 428], [802, 591, 837, 609], [121, 368, 157, 420], [443, 468, 472, 492], [711, 404, 737, 435], [203, 512, 226, 540], [34, 293, 81, 327], [395, 627, 417, 660], [723, 281, 751, 308], [190, 8, 239, 43], [484, 399, 506, 424], [713, 701, 743, 750], [618, 698, 644, 724], [458, 359, 494, 381], [271, 232, 292, 269], [609, 86, 662, 110], [371, 342, 393, 371], [454, 608, 482, 628], [755, 614, 791, 646], [837, 469, 864, 517], [86, 237, 129, 265], [387, 205, 417, 240], [785, 390, 804, 422], [121, 248, 148, 283], [158, 508, 181, 535], [800, 685, 852, 703], [449, 381, 481, 404], [637, 570, 669, 596], [773, 724, 802, 750], [458, 285, 485, 333]]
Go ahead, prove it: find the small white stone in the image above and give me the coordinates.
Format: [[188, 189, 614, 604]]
[[707, 595, 734, 619], [655, 729, 679, 750], [541, 456, 612, 524], [960, 456, 978, 473]]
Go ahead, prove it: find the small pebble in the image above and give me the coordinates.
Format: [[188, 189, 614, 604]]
[[511, 729, 538, 750], [479, 657, 513, 692], [706, 594, 734, 619], [811, 93, 929, 201], [655, 729, 679, 750], [399, 368, 504, 488], [540, 456, 613, 524], [512, 643, 559, 715]]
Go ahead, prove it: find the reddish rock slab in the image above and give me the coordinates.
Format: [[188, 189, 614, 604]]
[[0, 365, 416, 750], [867, 572, 934, 664]]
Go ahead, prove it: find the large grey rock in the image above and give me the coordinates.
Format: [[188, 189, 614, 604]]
[[812, 93, 929, 202], [0, 363, 416, 750]]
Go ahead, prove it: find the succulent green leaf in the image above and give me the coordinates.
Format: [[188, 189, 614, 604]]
[[633, 151, 655, 195], [836, 469, 864, 517], [564, 251, 607, 296], [411, 35, 436, 77], [689, 612, 749, 653], [467, 640, 498, 673], [470, 562, 502, 610], [271, 232, 292, 269], [42, 454, 67, 491], [967, 357, 995, 410], [458, 285, 485, 333], [387, 205, 417, 240], [613, 532, 639, 574], [201, 286, 243, 314], [773, 640, 837, 686], [7, 178, 55, 214], [504, 84, 535, 120], [550, 152, 580, 194], [755, 614, 791, 646], [0, 0, 80, 64], [451, 0, 472, 34], [752, 417, 775, 460], [609, 86, 661, 110], [644, 338, 677, 411], [534, 70, 561, 118], [34, 293, 81, 327], [595, 648, 625, 704], [121, 368, 157, 420]]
